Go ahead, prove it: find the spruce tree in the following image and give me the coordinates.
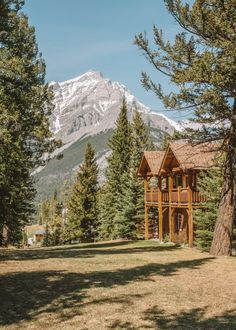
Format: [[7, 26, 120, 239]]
[[48, 192, 63, 246], [37, 192, 64, 246], [43, 224, 51, 247], [37, 199, 51, 225], [134, 0, 236, 255], [0, 1, 59, 245], [129, 111, 154, 237], [64, 143, 99, 243], [99, 99, 133, 239]]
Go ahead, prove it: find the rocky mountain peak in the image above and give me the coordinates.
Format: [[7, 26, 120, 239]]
[[49, 71, 179, 150]]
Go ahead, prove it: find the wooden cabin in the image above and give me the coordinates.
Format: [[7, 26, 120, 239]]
[[25, 224, 45, 246], [137, 140, 216, 247]]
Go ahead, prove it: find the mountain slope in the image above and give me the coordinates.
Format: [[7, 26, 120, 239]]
[[35, 130, 112, 200], [35, 71, 180, 200]]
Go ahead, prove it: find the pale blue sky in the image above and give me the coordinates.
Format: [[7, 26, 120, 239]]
[[24, 0, 189, 120]]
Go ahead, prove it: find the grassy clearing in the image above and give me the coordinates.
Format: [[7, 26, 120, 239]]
[[0, 240, 235, 329]]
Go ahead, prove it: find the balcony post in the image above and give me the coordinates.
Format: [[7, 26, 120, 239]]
[[144, 177, 149, 240], [188, 173, 193, 247], [145, 205, 149, 240], [168, 174, 173, 241], [158, 177, 163, 242]]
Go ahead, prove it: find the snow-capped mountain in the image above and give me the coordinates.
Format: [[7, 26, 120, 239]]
[[49, 71, 178, 149], [35, 71, 181, 200]]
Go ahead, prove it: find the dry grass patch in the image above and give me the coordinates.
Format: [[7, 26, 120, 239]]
[[0, 240, 235, 329]]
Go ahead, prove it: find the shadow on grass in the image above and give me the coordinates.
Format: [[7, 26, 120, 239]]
[[109, 307, 236, 330], [0, 241, 179, 261], [142, 305, 236, 329], [0, 257, 214, 326]]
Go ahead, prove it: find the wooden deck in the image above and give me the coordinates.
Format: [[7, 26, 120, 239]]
[[145, 188, 206, 206]]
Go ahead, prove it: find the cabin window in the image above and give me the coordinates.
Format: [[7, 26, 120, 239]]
[[161, 177, 168, 190], [149, 176, 158, 189], [173, 174, 183, 189]]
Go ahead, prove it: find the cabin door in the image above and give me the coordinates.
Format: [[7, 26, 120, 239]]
[[173, 211, 188, 244]]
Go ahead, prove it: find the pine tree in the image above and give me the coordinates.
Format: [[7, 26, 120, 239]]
[[99, 99, 133, 239], [134, 0, 236, 255], [50, 215, 63, 246], [129, 111, 154, 237], [48, 191, 64, 246], [37, 192, 64, 246], [0, 1, 60, 245], [131, 110, 154, 169], [38, 199, 51, 225], [43, 223, 51, 247], [64, 143, 99, 243], [194, 168, 223, 251]]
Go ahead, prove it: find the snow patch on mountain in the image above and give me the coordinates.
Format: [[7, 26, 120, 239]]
[[54, 115, 61, 134], [150, 112, 184, 132], [48, 71, 180, 157]]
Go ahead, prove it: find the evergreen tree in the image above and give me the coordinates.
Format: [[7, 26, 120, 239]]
[[50, 215, 63, 246], [43, 223, 51, 247], [64, 143, 99, 243], [37, 199, 51, 225], [0, 1, 59, 245], [129, 111, 154, 237], [48, 191, 64, 246], [99, 99, 133, 239], [134, 0, 236, 255], [37, 192, 64, 246], [131, 110, 154, 168], [194, 168, 223, 251]]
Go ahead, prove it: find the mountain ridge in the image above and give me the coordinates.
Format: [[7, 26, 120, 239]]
[[49, 71, 181, 147], [35, 71, 181, 200]]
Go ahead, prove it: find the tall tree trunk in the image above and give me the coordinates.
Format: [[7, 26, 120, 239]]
[[0, 224, 3, 247], [210, 100, 236, 256], [210, 172, 235, 256]]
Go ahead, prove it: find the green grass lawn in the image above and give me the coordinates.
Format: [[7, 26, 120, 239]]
[[0, 240, 235, 329]]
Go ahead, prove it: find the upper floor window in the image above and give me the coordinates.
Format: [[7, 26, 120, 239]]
[[161, 177, 168, 190], [173, 174, 183, 189], [148, 176, 158, 189]]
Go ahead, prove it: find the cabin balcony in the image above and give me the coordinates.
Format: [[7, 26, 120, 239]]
[[192, 190, 207, 204], [145, 188, 206, 205]]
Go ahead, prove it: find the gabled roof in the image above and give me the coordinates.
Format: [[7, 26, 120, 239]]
[[34, 229, 45, 235], [137, 140, 218, 177], [160, 140, 216, 171], [25, 224, 45, 237], [137, 151, 165, 176], [167, 140, 217, 171]]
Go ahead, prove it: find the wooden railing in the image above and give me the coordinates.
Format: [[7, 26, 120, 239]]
[[145, 188, 205, 204], [146, 190, 159, 203], [192, 190, 206, 203], [171, 188, 188, 204], [162, 190, 169, 203]]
